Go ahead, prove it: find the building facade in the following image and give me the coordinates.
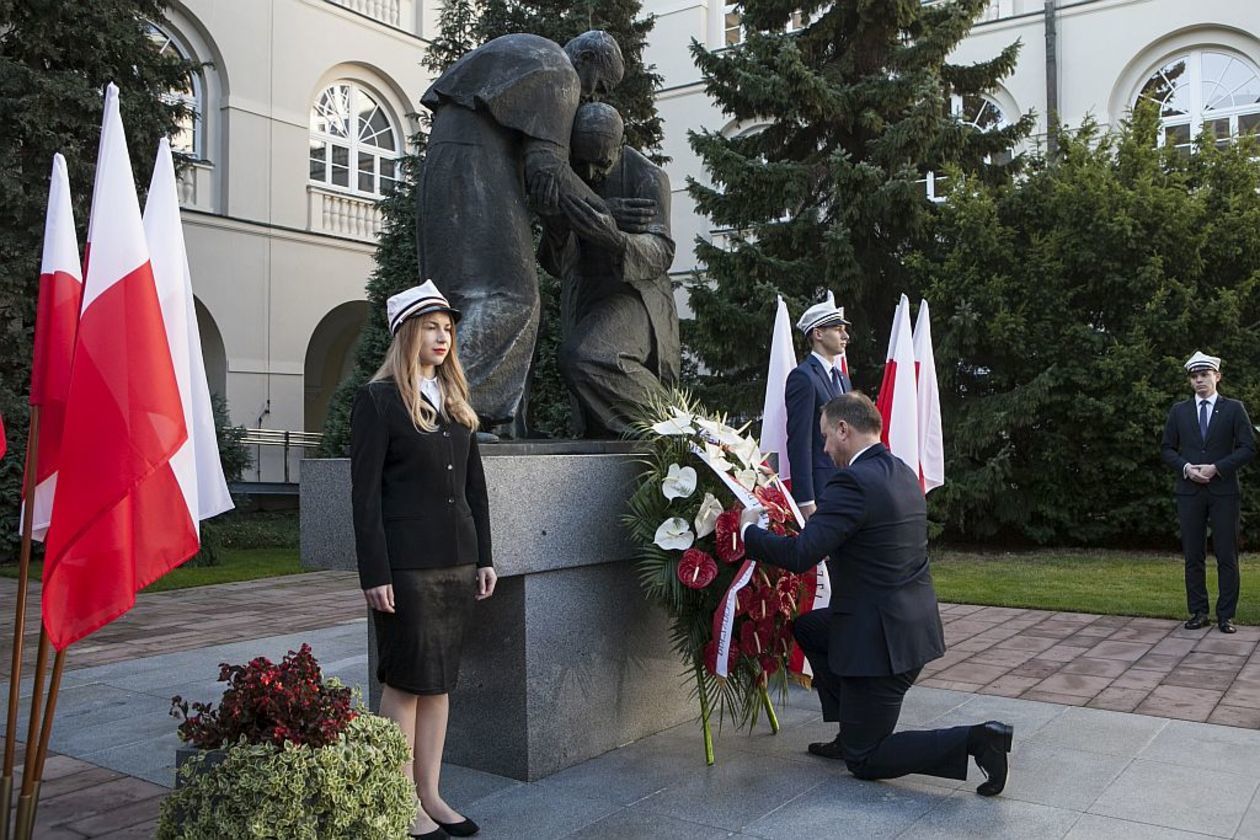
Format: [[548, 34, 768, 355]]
[[166, 0, 1258, 481]]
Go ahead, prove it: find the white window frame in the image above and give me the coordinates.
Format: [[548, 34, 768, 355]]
[[1136, 49, 1260, 155], [309, 82, 402, 200], [146, 23, 203, 160]]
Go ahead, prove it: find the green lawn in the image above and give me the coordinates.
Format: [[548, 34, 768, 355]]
[[932, 548, 1259, 626], [0, 548, 303, 593]]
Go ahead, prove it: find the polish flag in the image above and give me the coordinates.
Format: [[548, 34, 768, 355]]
[[26, 154, 84, 541], [143, 138, 233, 527], [875, 295, 919, 473], [0, 412, 6, 460], [913, 300, 944, 493], [759, 296, 797, 481], [42, 84, 199, 651]]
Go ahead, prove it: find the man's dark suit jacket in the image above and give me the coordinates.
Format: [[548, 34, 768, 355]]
[[745, 443, 945, 677], [350, 381, 493, 592], [785, 355, 851, 504], [1160, 395, 1256, 495]]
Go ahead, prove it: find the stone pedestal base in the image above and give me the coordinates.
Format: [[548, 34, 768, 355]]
[[301, 443, 695, 781]]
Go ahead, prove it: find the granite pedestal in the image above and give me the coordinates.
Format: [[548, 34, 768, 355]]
[[300, 442, 695, 781]]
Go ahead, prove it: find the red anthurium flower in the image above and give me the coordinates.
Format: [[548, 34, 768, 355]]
[[759, 654, 780, 676], [754, 485, 793, 524], [739, 619, 771, 656], [736, 586, 755, 616], [714, 508, 745, 563], [676, 548, 718, 590]]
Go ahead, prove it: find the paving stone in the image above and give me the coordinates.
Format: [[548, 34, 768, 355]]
[[461, 783, 620, 839], [1010, 659, 1066, 678], [740, 777, 943, 839], [1193, 637, 1257, 656], [568, 808, 737, 839], [1037, 645, 1093, 662], [1087, 640, 1155, 662], [934, 662, 1012, 685], [1221, 677, 1260, 709], [1065, 813, 1228, 839], [927, 693, 1067, 739], [1088, 758, 1258, 836], [1149, 637, 1196, 657], [1087, 687, 1149, 713], [1181, 651, 1247, 671], [1031, 673, 1112, 698], [917, 678, 986, 693], [1028, 705, 1167, 756], [1133, 653, 1189, 672], [1059, 657, 1129, 678], [969, 648, 1037, 668], [1111, 667, 1166, 690], [1020, 690, 1091, 706], [1110, 625, 1174, 644], [898, 789, 1080, 839], [997, 635, 1061, 653], [997, 742, 1130, 811], [1135, 686, 1225, 722], [1139, 717, 1260, 778], [1162, 666, 1237, 691], [1206, 704, 1260, 728], [978, 675, 1043, 698]]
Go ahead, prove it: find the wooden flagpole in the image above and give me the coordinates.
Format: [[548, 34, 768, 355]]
[[11, 632, 55, 840], [2, 410, 40, 840]]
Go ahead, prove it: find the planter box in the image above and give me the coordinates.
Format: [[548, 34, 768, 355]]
[[300, 442, 696, 781]]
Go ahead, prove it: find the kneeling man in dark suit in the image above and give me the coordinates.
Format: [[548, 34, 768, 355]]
[[742, 393, 1014, 796]]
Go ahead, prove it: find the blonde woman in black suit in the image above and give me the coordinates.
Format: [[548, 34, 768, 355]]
[[351, 281, 496, 840]]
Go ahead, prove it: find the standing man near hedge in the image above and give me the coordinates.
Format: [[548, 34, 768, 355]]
[[786, 293, 851, 519], [1161, 351, 1256, 634]]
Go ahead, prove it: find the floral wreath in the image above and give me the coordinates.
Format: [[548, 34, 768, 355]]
[[625, 392, 826, 764]]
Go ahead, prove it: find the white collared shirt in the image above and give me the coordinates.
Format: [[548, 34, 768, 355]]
[[419, 375, 443, 413], [811, 351, 842, 375], [849, 442, 878, 466]]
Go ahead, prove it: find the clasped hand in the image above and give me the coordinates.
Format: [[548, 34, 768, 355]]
[[740, 504, 767, 530], [559, 193, 624, 253], [1187, 463, 1218, 483]]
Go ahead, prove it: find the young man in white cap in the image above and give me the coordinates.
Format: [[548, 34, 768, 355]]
[[786, 292, 852, 519], [1160, 351, 1256, 633]]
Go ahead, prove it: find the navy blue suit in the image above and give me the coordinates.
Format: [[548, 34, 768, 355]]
[[1160, 395, 1255, 619], [785, 355, 850, 504], [745, 444, 968, 783]]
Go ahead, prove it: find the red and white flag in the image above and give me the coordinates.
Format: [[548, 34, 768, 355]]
[[0, 412, 7, 460], [26, 153, 84, 541], [42, 84, 199, 651], [913, 299, 944, 493], [759, 295, 797, 482], [143, 138, 233, 527], [876, 295, 919, 473]]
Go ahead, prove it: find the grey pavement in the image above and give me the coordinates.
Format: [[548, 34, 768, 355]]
[[7, 623, 1260, 839]]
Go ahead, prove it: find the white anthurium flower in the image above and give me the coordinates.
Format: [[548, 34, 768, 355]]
[[755, 467, 774, 488], [661, 463, 698, 500], [651, 408, 695, 436], [704, 442, 735, 474], [653, 517, 695, 551], [729, 435, 763, 469], [734, 467, 759, 491], [694, 492, 724, 538], [696, 416, 743, 447]]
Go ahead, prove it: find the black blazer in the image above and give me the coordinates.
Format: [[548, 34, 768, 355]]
[[1160, 395, 1255, 496], [785, 355, 851, 504], [745, 443, 945, 677], [350, 380, 493, 590]]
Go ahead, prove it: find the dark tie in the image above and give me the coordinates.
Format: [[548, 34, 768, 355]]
[[831, 367, 843, 395], [1199, 400, 1210, 439]]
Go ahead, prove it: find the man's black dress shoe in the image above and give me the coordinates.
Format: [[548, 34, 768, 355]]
[[431, 817, 479, 838], [1184, 613, 1211, 630], [807, 734, 845, 760], [970, 720, 1014, 797], [1219, 619, 1237, 634]]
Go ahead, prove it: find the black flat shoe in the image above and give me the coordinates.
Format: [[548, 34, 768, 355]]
[[433, 817, 479, 838], [807, 734, 845, 760], [411, 830, 447, 840], [1185, 613, 1211, 630], [1219, 619, 1237, 634], [970, 720, 1014, 797]]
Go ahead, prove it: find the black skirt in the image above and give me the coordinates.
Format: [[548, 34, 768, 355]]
[[373, 565, 477, 694]]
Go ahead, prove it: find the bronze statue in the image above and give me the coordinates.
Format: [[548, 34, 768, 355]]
[[539, 103, 680, 437], [417, 31, 624, 437]]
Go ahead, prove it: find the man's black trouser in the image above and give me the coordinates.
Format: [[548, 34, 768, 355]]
[[1177, 491, 1241, 620], [793, 608, 970, 781]]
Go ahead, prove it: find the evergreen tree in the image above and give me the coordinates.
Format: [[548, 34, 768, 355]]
[[320, 0, 665, 451], [684, 0, 1031, 416], [912, 108, 1260, 546], [0, 0, 196, 559]]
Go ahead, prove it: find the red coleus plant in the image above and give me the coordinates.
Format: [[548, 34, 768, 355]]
[[170, 643, 357, 750], [714, 508, 745, 564], [677, 548, 718, 590]]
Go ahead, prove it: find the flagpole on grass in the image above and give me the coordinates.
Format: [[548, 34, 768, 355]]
[[1, 414, 40, 840]]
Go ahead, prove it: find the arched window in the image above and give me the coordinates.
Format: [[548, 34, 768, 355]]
[[146, 23, 202, 158], [309, 82, 401, 198], [1136, 49, 1260, 155], [922, 94, 1012, 202]]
